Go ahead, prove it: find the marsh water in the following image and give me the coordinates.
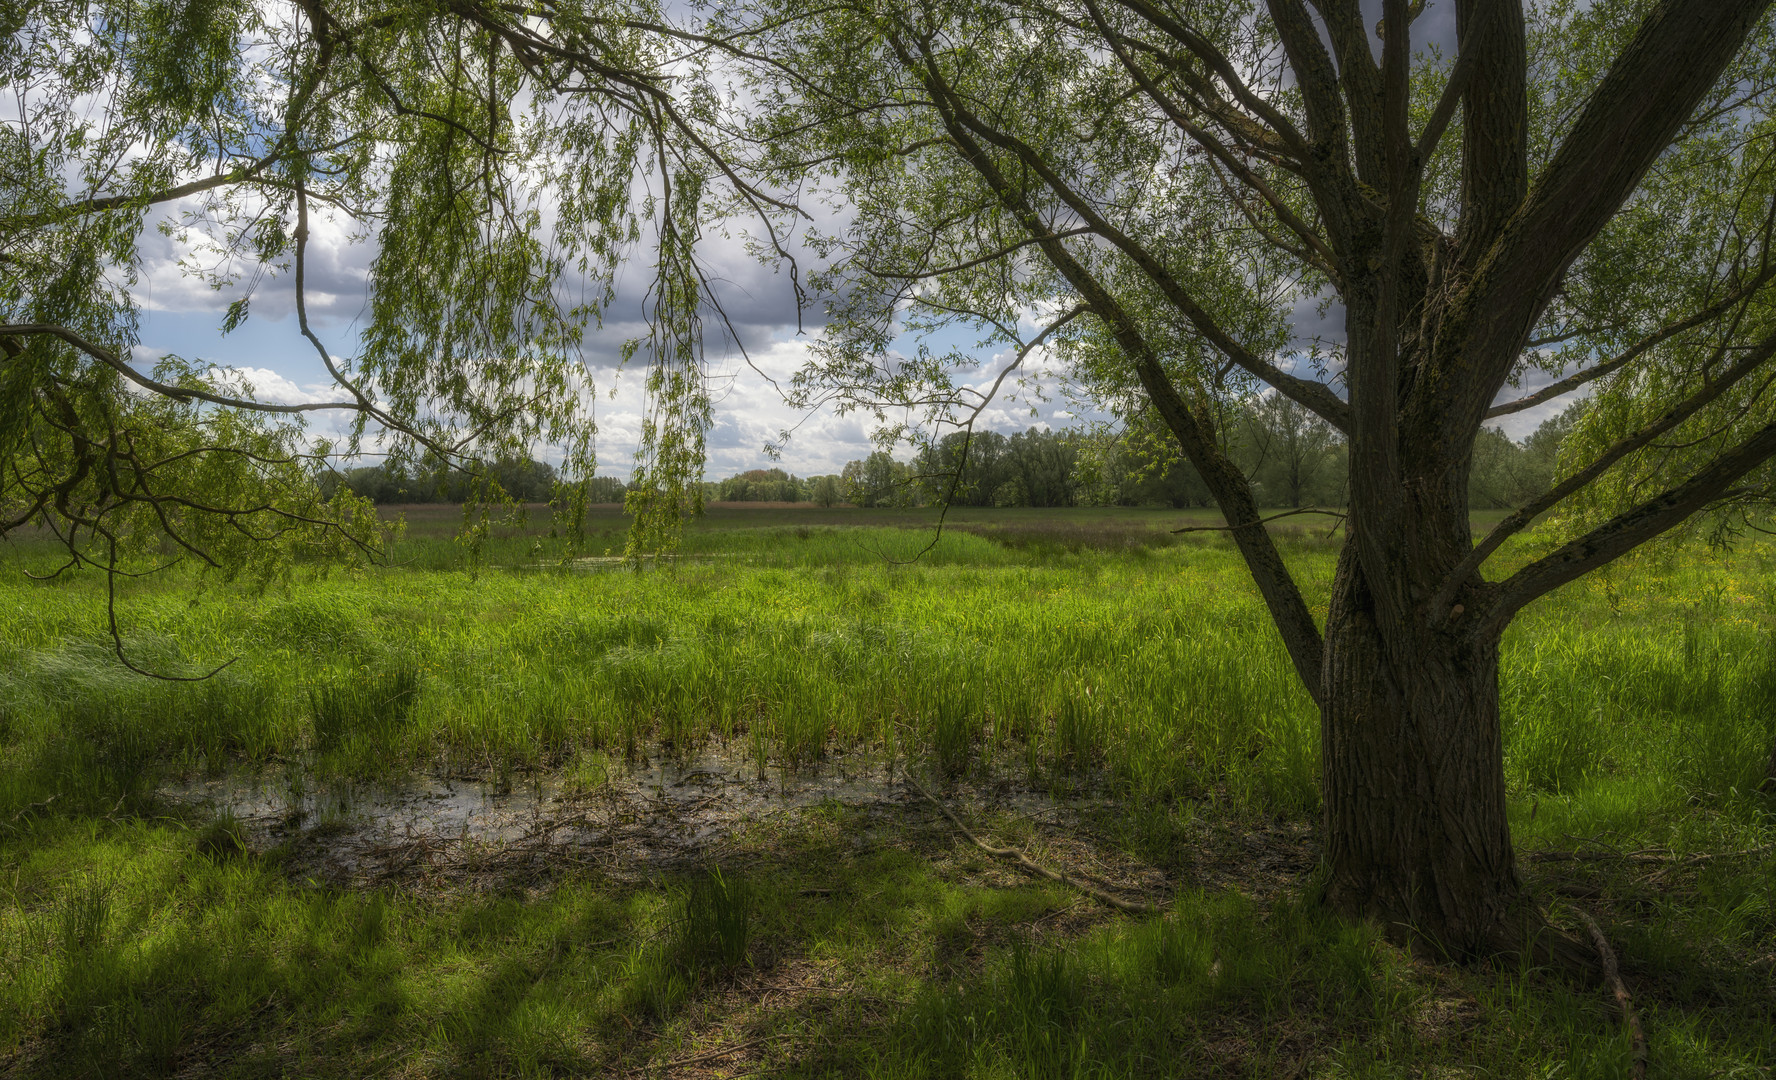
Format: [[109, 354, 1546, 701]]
[[160, 749, 1074, 884]]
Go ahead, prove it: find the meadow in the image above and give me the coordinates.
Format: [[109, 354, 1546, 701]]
[[0, 503, 1772, 1078]]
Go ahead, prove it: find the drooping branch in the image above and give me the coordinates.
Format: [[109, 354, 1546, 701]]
[[874, 304, 1089, 565]]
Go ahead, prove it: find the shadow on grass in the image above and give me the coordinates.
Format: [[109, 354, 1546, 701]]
[[4, 791, 1768, 1080]]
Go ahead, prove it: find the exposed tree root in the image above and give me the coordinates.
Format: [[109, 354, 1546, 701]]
[[1572, 908, 1648, 1080], [904, 774, 1159, 914]]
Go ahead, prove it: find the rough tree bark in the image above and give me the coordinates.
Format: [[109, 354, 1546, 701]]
[[1321, 555, 1520, 956]]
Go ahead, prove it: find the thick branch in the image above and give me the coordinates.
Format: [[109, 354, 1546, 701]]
[[1442, 331, 1776, 618], [1414, 20, 1477, 168], [1265, 0, 1364, 247], [1296, 0, 1388, 186], [1487, 409, 1776, 629], [1452, 0, 1527, 259], [1461, 0, 1773, 424]]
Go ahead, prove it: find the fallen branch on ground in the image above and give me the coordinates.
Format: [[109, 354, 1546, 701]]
[[903, 774, 1158, 914], [1525, 844, 1773, 865], [9, 794, 57, 822], [1572, 908, 1648, 1080]]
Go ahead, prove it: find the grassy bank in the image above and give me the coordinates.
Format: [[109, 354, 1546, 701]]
[[0, 507, 1771, 1076]]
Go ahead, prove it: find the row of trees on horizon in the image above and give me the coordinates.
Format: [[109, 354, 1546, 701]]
[[333, 401, 1577, 512]]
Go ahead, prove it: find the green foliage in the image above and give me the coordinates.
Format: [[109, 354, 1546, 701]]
[[3, 0, 770, 638], [335, 457, 562, 505]]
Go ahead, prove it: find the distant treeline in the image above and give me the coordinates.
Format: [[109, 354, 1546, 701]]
[[835, 401, 1577, 511], [333, 402, 1576, 511], [326, 458, 626, 504]]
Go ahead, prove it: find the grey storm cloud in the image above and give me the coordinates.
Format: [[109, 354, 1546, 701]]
[[128, 2, 1566, 478]]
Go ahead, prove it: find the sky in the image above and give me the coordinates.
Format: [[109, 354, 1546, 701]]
[[128, 1, 1578, 482]]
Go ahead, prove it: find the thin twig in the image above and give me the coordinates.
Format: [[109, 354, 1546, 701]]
[[1572, 908, 1648, 1080], [1171, 507, 1346, 534], [9, 794, 57, 822], [1525, 844, 1773, 865], [903, 774, 1158, 913], [654, 1034, 778, 1070]]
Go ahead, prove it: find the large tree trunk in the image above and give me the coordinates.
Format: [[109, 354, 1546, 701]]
[[1318, 544, 1536, 957]]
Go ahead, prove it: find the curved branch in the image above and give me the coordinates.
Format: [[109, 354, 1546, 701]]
[[1441, 329, 1776, 618], [1485, 408, 1776, 631], [0, 325, 363, 415]]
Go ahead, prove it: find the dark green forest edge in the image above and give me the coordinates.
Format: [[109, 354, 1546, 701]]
[[337, 402, 1573, 512]]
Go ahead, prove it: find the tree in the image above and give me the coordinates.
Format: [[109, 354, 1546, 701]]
[[914, 429, 1012, 504], [2, 0, 768, 650], [1007, 427, 1079, 507], [810, 473, 844, 506], [842, 450, 913, 507], [737, 0, 1776, 959], [1241, 393, 1343, 508]]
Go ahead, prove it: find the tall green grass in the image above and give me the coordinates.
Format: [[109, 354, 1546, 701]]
[[2, 521, 1772, 836], [0, 516, 1773, 1076], [0, 527, 1325, 813]]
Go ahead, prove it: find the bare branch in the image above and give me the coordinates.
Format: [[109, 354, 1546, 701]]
[[0, 324, 363, 415], [1171, 506, 1345, 533]]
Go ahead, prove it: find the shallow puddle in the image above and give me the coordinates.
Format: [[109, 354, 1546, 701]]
[[161, 749, 1072, 885]]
